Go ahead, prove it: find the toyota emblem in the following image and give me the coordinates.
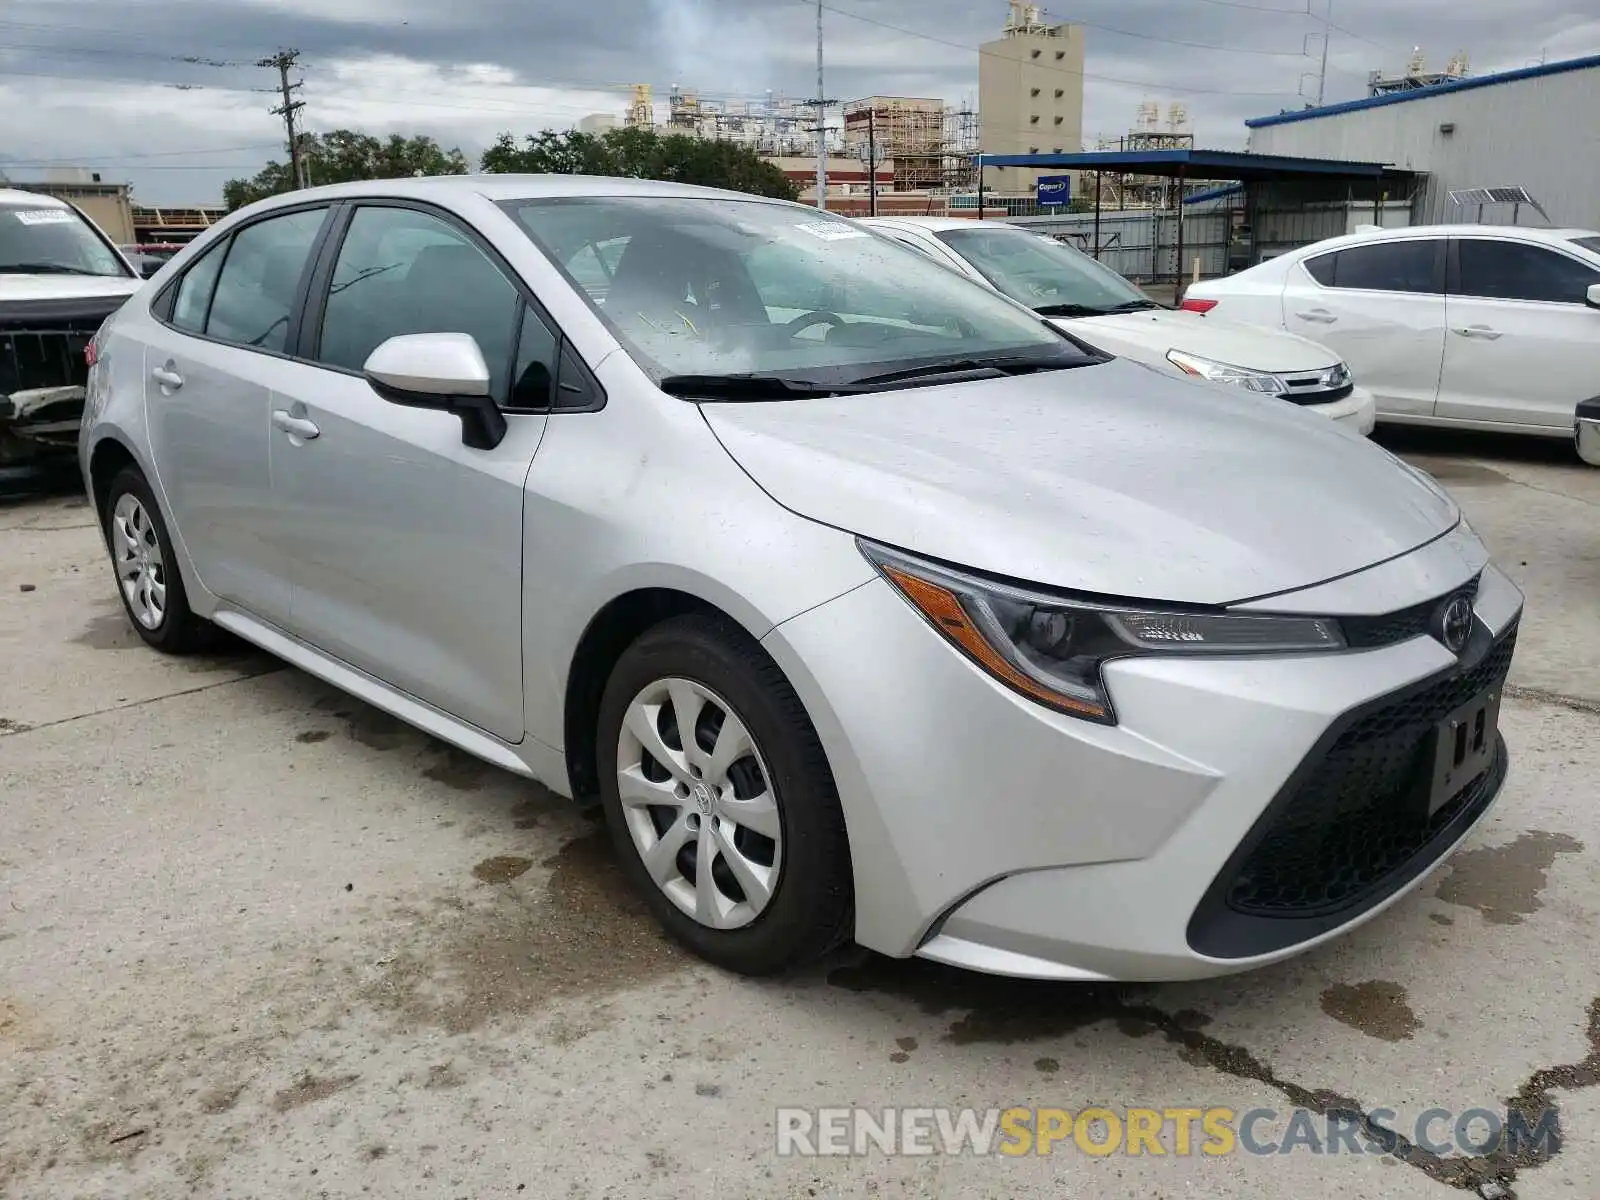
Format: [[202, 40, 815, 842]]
[[1438, 594, 1474, 653]]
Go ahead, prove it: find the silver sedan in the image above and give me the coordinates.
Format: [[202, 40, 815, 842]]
[[80, 176, 1522, 981]]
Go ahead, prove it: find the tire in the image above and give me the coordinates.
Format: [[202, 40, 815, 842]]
[[596, 612, 853, 976], [102, 465, 212, 654]]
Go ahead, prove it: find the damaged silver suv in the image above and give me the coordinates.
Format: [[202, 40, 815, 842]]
[[1, 189, 141, 485]]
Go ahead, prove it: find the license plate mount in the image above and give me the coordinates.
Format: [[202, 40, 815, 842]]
[[1427, 688, 1501, 817]]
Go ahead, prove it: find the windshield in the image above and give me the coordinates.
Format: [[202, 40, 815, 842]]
[[0, 203, 130, 277], [505, 196, 1085, 390], [934, 225, 1156, 315]]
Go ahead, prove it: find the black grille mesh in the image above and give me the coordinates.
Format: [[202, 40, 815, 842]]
[[1342, 577, 1480, 650], [1224, 624, 1516, 917]]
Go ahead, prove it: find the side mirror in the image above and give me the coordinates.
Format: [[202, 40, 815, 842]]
[[363, 332, 507, 450], [1576, 397, 1600, 467], [138, 261, 161, 279], [1586, 283, 1600, 311]]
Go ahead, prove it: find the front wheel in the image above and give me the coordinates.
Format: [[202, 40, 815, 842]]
[[596, 613, 852, 975]]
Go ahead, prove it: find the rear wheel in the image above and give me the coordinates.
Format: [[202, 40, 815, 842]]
[[596, 613, 852, 975], [103, 466, 212, 653]]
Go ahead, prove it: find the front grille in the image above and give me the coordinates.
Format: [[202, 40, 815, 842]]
[[0, 298, 124, 400], [1279, 381, 1355, 406], [1221, 624, 1516, 920], [1, 324, 96, 398], [1343, 576, 1480, 649]]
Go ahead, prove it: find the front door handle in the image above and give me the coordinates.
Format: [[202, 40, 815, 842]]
[[1453, 325, 1502, 340], [1295, 309, 1338, 324], [271, 409, 320, 440], [150, 365, 184, 389]]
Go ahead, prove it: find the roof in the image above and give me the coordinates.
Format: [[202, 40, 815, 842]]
[[1278, 223, 1600, 257], [858, 215, 974, 232], [1247, 52, 1600, 129], [0, 188, 68, 209], [974, 148, 1403, 181]]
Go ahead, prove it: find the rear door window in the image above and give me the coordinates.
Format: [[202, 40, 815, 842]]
[[1454, 239, 1600, 304], [1312, 240, 1439, 293], [204, 208, 327, 352], [170, 241, 227, 334]]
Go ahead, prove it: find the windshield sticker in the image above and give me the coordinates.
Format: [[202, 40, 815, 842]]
[[795, 221, 867, 241], [13, 209, 76, 226]]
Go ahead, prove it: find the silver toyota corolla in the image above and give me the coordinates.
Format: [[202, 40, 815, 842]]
[[80, 176, 1522, 981]]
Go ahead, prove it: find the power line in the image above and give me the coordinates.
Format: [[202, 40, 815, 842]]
[[258, 49, 308, 189], [0, 143, 282, 165]]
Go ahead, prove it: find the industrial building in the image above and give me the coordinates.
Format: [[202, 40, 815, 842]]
[[842, 97, 944, 191], [0, 169, 135, 244], [978, 1, 1085, 194], [1245, 52, 1600, 228]]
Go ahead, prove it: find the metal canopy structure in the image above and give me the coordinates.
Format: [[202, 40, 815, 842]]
[[973, 149, 1414, 300], [975, 148, 1402, 182]]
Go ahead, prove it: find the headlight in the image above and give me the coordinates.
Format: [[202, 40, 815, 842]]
[[862, 542, 1345, 724], [1166, 349, 1285, 395]]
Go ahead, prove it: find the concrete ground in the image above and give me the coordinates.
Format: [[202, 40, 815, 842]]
[[2, 427, 1598, 1200]]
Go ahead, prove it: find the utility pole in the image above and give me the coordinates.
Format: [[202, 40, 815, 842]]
[[867, 108, 878, 217], [259, 49, 307, 189], [1316, 0, 1332, 106], [814, 0, 828, 210]]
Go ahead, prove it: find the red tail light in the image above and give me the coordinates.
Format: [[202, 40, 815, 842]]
[[84, 340, 98, 367], [1180, 297, 1218, 314]]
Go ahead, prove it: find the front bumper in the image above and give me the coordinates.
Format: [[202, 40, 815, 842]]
[[1313, 384, 1377, 436], [763, 540, 1522, 981]]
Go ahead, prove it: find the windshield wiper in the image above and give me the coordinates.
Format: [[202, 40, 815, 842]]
[[846, 353, 1082, 389], [1034, 299, 1160, 317], [1032, 302, 1105, 318], [0, 262, 113, 276], [658, 373, 862, 401]]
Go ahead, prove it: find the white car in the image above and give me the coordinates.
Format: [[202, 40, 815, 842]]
[[1183, 224, 1600, 440], [860, 215, 1376, 436]]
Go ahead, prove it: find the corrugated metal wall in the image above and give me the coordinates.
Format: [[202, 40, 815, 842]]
[[1247, 64, 1600, 229]]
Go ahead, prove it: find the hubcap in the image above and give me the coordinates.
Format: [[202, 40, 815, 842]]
[[110, 493, 166, 630], [616, 677, 782, 930]]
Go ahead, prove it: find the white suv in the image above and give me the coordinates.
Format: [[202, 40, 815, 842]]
[[1184, 224, 1600, 439]]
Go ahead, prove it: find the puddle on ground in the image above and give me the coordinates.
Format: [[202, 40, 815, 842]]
[[423, 744, 494, 791], [1435, 830, 1584, 924], [1320, 980, 1421, 1042], [365, 830, 688, 1037], [827, 954, 1146, 1045], [1411, 459, 1509, 486], [472, 856, 533, 884], [71, 611, 135, 650], [270, 1072, 359, 1113], [343, 705, 413, 751]]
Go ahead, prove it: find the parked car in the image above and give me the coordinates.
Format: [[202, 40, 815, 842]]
[[859, 215, 1375, 435], [119, 244, 184, 279], [1578, 397, 1600, 466], [1, 189, 142, 484], [1182, 224, 1600, 444], [82, 177, 1521, 981]]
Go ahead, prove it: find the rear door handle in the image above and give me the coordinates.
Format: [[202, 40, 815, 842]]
[[1454, 325, 1502, 340], [150, 365, 184, 389], [271, 409, 320, 440], [1295, 309, 1338, 324]]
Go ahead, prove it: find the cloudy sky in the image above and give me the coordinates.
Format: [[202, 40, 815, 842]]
[[1, 0, 1596, 204]]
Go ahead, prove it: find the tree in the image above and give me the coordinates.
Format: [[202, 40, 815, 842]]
[[222, 130, 470, 211], [480, 126, 798, 201]]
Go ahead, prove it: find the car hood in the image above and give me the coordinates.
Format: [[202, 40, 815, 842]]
[[1058, 310, 1338, 375], [0, 274, 141, 303], [701, 357, 1457, 606]]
